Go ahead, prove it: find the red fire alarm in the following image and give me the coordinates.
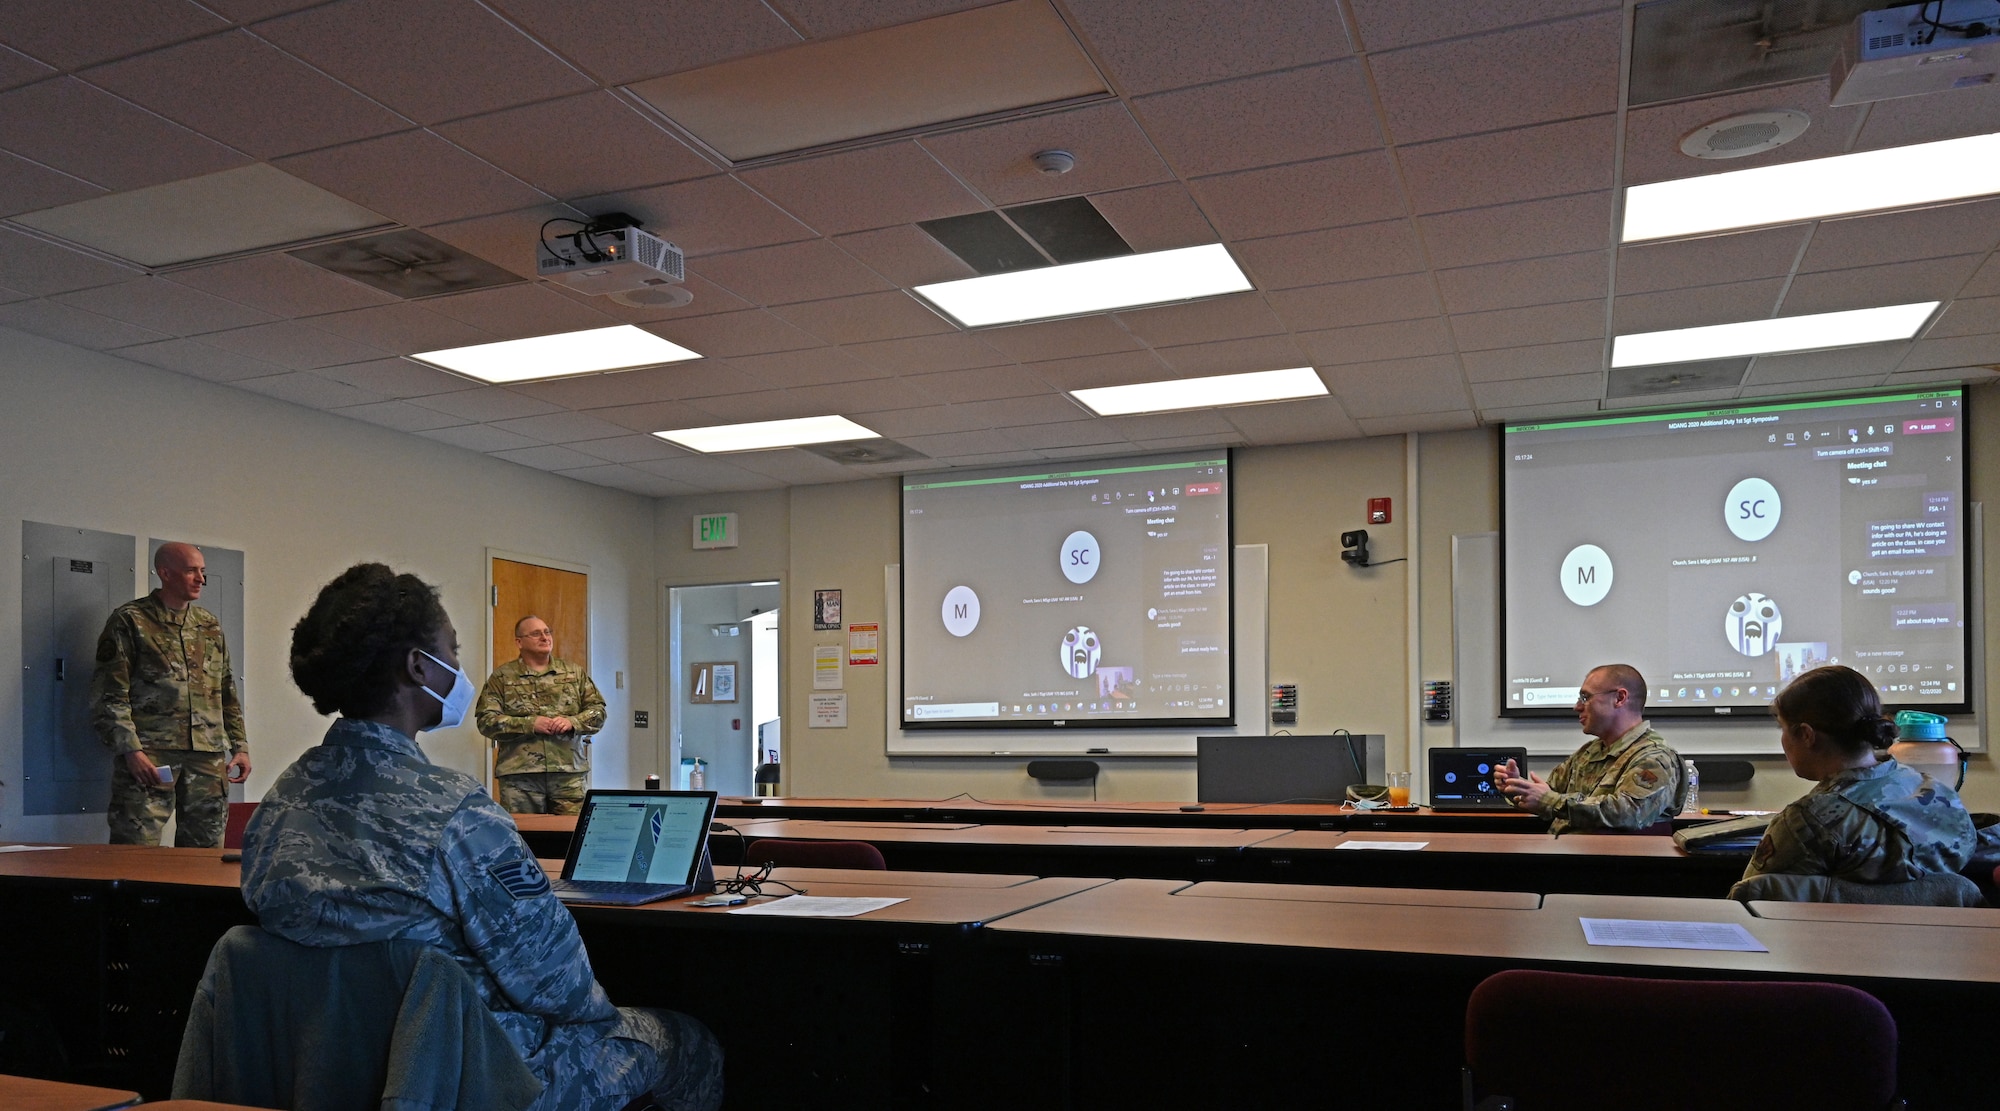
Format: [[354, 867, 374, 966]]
[[1368, 497, 1392, 525]]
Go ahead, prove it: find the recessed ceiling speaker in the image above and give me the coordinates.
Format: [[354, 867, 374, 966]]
[[1031, 148, 1076, 174], [608, 284, 695, 309], [1679, 110, 1812, 159]]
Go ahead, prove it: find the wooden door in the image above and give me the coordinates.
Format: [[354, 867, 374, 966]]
[[490, 559, 589, 675]]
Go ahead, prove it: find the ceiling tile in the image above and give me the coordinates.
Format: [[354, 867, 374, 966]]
[[1899, 334, 2000, 373], [200, 319, 391, 369], [275, 129, 551, 228], [312, 356, 478, 398], [1476, 401, 1596, 423], [920, 101, 1175, 207], [504, 363, 745, 409], [774, 289, 955, 344], [696, 239, 895, 306], [1132, 60, 1382, 178], [1612, 278, 1784, 334], [566, 434, 687, 464], [204, 0, 323, 20], [766, 0, 996, 38], [0, 0, 227, 70], [833, 224, 977, 287], [579, 174, 815, 258], [168, 253, 397, 316], [233, 369, 387, 409], [1400, 115, 1616, 214], [596, 398, 737, 434], [646, 309, 826, 357], [1450, 299, 1604, 352], [555, 462, 702, 497], [1614, 224, 1810, 295], [1853, 79, 2000, 150], [557, 270, 753, 321], [331, 398, 472, 432], [1739, 374, 1889, 399], [607, 360, 775, 400], [51, 277, 276, 335], [1230, 219, 1425, 292], [1329, 354, 1470, 418], [739, 141, 984, 236], [419, 203, 589, 280], [1417, 190, 1613, 269], [1088, 181, 1217, 253], [629, 453, 789, 492], [1296, 317, 1454, 367], [997, 420, 1128, 451], [421, 282, 617, 338], [487, 0, 802, 86], [1435, 250, 1609, 315], [0, 226, 138, 294], [895, 428, 1027, 458], [0, 297, 166, 348], [0, 77, 246, 190], [1221, 395, 1359, 443], [1781, 256, 1984, 317], [1458, 338, 1604, 382], [975, 314, 1141, 362], [717, 345, 877, 387], [1799, 199, 2000, 273], [1621, 85, 1863, 187], [1265, 272, 1441, 332], [0, 149, 103, 217], [82, 30, 409, 160], [1470, 370, 1602, 408], [902, 363, 1051, 402], [1189, 150, 1405, 240], [1025, 348, 1172, 390], [1154, 333, 1310, 375], [490, 443, 606, 471], [1929, 295, 2000, 339], [257, 0, 593, 124], [1887, 366, 2000, 387], [1106, 409, 1240, 440], [1062, 0, 1352, 96], [0, 44, 53, 92], [1114, 291, 1284, 348], [1950, 252, 2000, 298], [842, 332, 1009, 374], [112, 336, 286, 381], [435, 92, 715, 199], [727, 450, 863, 486], [1355, 410, 1478, 436], [416, 423, 541, 453], [1370, 12, 1621, 144], [1600, 386, 1739, 409], [306, 302, 496, 354], [1745, 344, 1909, 384], [411, 387, 561, 422], [695, 377, 936, 422], [1348, 0, 1617, 50], [865, 393, 1092, 436]]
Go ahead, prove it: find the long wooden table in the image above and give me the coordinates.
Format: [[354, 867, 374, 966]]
[[714, 795, 1546, 831], [0, 1073, 140, 1110]]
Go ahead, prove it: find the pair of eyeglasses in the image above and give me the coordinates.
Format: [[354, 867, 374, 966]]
[[517, 629, 554, 639], [1573, 689, 1620, 706]]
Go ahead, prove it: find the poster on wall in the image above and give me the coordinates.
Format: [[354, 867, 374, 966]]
[[689, 662, 736, 703], [848, 622, 879, 666], [809, 692, 848, 728], [813, 645, 842, 690], [813, 589, 842, 630]]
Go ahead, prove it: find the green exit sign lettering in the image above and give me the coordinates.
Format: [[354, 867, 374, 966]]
[[692, 512, 739, 550]]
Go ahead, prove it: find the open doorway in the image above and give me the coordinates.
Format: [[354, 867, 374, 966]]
[[668, 581, 780, 797]]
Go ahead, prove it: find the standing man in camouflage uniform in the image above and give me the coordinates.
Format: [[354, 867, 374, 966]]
[[1493, 663, 1686, 835], [89, 541, 250, 847], [477, 615, 604, 814]]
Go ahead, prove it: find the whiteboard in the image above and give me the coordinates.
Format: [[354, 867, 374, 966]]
[[885, 544, 1269, 756], [1451, 529, 1985, 755]]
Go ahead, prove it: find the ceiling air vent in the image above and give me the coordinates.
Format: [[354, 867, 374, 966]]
[[290, 230, 521, 299]]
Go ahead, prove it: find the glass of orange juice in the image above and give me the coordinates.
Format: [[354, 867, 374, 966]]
[[1386, 771, 1412, 808]]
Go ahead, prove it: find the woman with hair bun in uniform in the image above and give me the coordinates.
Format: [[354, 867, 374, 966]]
[[1730, 664, 1975, 900]]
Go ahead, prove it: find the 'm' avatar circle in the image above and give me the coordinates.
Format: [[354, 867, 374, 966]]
[[1725, 592, 1782, 656], [1060, 626, 1101, 679]]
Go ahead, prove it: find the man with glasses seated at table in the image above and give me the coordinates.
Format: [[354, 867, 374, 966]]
[[1494, 663, 1687, 835]]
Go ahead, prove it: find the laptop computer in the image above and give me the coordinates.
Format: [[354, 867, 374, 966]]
[[550, 789, 718, 906], [1427, 747, 1528, 812]]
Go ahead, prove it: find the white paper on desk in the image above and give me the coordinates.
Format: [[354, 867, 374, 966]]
[[1580, 917, 1767, 952], [0, 844, 68, 853], [728, 896, 906, 918], [1337, 840, 1427, 851]]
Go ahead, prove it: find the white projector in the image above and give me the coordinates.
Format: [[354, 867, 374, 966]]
[[1831, 1, 2000, 106], [537, 225, 687, 305]]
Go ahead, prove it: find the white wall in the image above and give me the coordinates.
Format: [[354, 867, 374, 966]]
[[0, 326, 658, 842]]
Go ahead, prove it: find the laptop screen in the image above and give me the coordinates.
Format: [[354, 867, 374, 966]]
[[564, 791, 717, 884], [1428, 749, 1526, 806]]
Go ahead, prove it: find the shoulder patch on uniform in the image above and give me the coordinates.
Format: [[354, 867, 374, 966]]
[[1636, 768, 1660, 787], [489, 857, 552, 900]]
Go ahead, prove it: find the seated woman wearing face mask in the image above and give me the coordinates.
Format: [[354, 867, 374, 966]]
[[240, 563, 723, 1110], [1729, 664, 1976, 902]]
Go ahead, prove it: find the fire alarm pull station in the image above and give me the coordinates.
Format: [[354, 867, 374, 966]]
[[1368, 497, 1391, 525]]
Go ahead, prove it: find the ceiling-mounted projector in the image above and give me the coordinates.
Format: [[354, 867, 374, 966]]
[[537, 215, 691, 308], [1831, 0, 2000, 105]]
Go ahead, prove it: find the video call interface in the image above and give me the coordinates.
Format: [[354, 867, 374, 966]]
[[901, 453, 1233, 728], [1503, 389, 1968, 716], [571, 796, 708, 883]]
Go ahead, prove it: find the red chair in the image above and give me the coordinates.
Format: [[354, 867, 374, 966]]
[[744, 838, 886, 870], [1464, 970, 1901, 1110], [223, 802, 258, 849]]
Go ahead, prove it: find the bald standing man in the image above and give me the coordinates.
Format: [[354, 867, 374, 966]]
[[89, 542, 249, 846], [1494, 663, 1686, 836]]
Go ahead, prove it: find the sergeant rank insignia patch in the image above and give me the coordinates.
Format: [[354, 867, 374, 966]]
[[490, 858, 552, 899]]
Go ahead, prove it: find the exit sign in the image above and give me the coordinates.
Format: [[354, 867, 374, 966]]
[[692, 512, 739, 550]]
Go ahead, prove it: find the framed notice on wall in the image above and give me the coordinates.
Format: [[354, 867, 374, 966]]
[[690, 662, 737, 703]]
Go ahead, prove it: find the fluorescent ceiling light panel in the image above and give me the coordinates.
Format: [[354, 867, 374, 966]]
[[1611, 303, 1939, 367], [412, 325, 700, 383], [913, 243, 1252, 327], [653, 415, 880, 453], [1623, 130, 2000, 241], [1072, 366, 1328, 416]]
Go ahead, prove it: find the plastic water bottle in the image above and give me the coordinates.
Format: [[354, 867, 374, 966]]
[[1681, 759, 1700, 816], [689, 761, 705, 791]]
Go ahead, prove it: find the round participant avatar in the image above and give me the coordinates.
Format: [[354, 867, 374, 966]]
[[1725, 592, 1782, 656], [1060, 626, 1101, 679]]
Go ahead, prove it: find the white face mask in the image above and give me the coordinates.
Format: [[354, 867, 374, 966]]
[[417, 650, 475, 731]]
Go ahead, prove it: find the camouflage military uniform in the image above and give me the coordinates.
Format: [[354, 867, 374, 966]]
[[89, 590, 246, 847], [477, 657, 605, 815], [1531, 721, 1686, 835], [241, 718, 723, 1111], [1735, 757, 1975, 893]]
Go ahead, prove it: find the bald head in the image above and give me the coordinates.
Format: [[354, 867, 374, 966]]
[[154, 542, 206, 610]]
